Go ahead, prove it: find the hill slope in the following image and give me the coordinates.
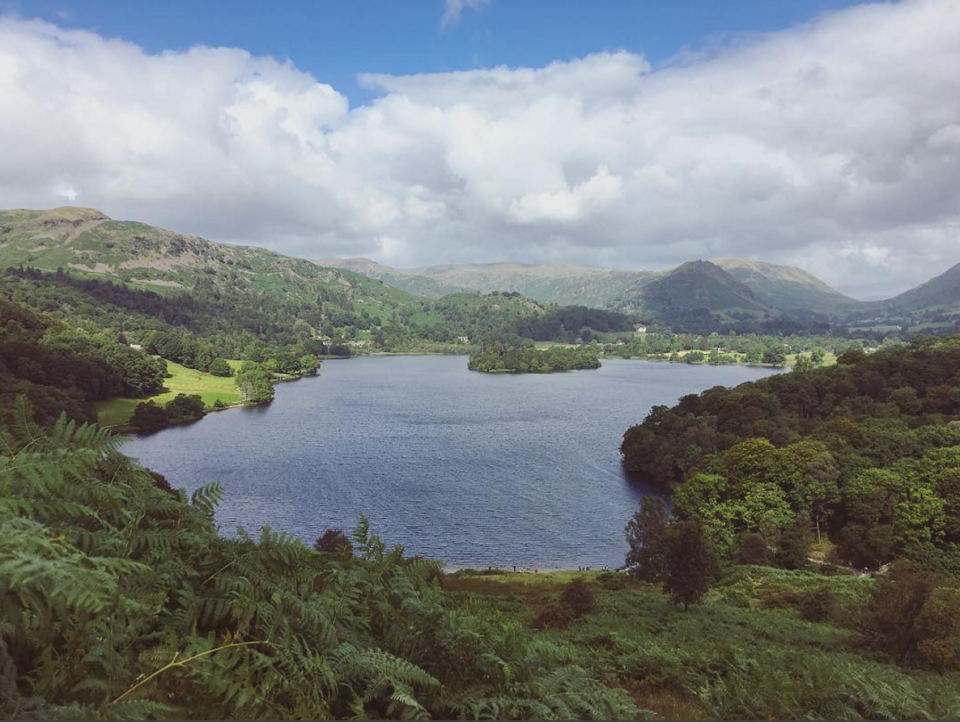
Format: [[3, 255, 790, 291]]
[[629, 260, 771, 319], [887, 260, 960, 312], [318, 258, 658, 308], [319, 256, 857, 318], [710, 257, 861, 314], [0, 207, 421, 323]]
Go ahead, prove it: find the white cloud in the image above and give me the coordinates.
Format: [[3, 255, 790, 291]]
[[440, 0, 491, 30], [1, 1, 959, 297]]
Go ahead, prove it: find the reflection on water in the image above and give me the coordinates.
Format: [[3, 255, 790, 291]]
[[123, 356, 780, 569]]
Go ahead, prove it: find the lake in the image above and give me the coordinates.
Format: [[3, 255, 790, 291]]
[[122, 355, 782, 569]]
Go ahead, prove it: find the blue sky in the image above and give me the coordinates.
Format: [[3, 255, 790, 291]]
[[2, 0, 958, 296], [20, 0, 863, 105]]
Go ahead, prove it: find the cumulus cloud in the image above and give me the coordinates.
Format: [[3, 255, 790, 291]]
[[440, 0, 491, 30], [1, 1, 959, 297]]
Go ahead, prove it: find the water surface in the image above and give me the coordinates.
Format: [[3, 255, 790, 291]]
[[123, 356, 780, 569]]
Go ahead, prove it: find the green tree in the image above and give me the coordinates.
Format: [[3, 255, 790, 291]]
[[624, 497, 669, 581], [776, 518, 811, 570], [131, 400, 168, 432], [663, 520, 717, 609], [208, 358, 233, 377], [299, 353, 320, 376], [234, 361, 275, 403]]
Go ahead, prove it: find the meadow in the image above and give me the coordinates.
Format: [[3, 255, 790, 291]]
[[94, 359, 243, 426]]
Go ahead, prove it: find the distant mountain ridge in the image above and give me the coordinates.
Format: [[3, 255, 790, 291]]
[[317, 258, 655, 308], [318, 255, 859, 317], [4, 207, 960, 334]]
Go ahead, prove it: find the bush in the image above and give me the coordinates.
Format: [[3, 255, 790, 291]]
[[208, 358, 233, 377], [533, 602, 575, 630], [314, 528, 353, 554], [800, 587, 838, 622], [164, 393, 205, 420], [740, 533, 770, 566], [560, 579, 595, 617], [130, 399, 168, 432], [757, 583, 803, 609]]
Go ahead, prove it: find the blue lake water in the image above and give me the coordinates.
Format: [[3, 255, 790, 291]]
[[122, 355, 781, 569]]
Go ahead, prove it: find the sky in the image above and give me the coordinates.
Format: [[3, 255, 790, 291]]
[[1, 0, 958, 298]]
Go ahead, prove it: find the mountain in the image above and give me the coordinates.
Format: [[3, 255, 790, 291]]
[[628, 260, 770, 318], [316, 257, 470, 299], [319, 256, 854, 318], [710, 257, 861, 314], [0, 207, 419, 321], [318, 258, 657, 308], [887, 261, 960, 312]]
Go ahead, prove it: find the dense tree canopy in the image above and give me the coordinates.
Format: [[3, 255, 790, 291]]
[[469, 344, 601, 373], [621, 337, 960, 571]]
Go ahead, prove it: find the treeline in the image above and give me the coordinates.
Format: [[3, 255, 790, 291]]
[[0, 409, 637, 720], [621, 338, 960, 572], [603, 328, 882, 366], [0, 295, 166, 426], [468, 344, 601, 373], [1, 268, 635, 358]]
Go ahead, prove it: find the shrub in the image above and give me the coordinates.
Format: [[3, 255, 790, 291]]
[[313, 528, 353, 554], [560, 579, 595, 617], [208, 358, 234, 377], [800, 587, 838, 622], [164, 393, 205, 420], [130, 399, 167, 432], [740, 533, 770, 566], [533, 602, 575, 630]]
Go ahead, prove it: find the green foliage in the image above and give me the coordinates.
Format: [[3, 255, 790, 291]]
[[624, 496, 669, 581], [663, 520, 718, 608], [0, 403, 638, 719], [468, 343, 601, 373], [234, 361, 275, 403], [458, 565, 960, 721], [623, 337, 960, 571], [860, 562, 960, 670], [207, 358, 233, 377], [130, 393, 206, 432]]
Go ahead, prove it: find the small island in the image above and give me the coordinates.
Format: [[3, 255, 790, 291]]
[[468, 343, 601, 373]]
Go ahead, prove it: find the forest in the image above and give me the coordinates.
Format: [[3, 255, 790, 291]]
[[621, 338, 960, 573]]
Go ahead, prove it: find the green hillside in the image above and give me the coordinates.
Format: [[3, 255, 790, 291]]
[[0, 207, 420, 324], [711, 257, 862, 314], [888, 261, 960, 313]]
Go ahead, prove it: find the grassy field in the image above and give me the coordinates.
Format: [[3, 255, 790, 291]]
[[95, 359, 244, 426], [444, 566, 959, 720]]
